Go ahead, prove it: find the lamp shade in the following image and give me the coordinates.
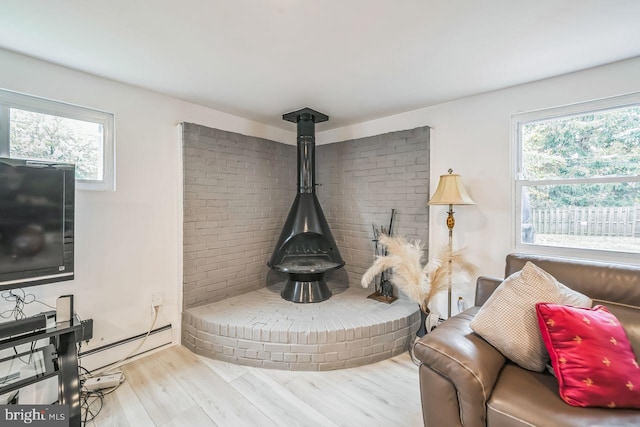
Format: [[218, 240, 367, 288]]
[[429, 170, 475, 205]]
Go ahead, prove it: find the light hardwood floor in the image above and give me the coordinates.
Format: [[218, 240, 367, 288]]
[[88, 345, 424, 427]]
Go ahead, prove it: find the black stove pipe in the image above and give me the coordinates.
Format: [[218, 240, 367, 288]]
[[283, 109, 328, 194]]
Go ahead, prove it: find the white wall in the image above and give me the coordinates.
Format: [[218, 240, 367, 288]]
[[319, 57, 640, 314], [0, 48, 292, 364]]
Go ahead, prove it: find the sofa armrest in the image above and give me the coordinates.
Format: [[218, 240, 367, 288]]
[[414, 308, 506, 427], [475, 276, 503, 306]]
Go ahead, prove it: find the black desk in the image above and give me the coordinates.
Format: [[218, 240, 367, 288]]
[[0, 318, 82, 427]]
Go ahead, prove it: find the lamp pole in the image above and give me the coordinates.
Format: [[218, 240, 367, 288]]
[[446, 203, 455, 318]]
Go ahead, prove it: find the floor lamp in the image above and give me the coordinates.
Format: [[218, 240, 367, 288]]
[[428, 169, 475, 318]]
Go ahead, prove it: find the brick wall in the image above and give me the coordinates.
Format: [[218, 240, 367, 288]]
[[182, 123, 295, 309], [317, 127, 431, 292], [182, 123, 430, 309]]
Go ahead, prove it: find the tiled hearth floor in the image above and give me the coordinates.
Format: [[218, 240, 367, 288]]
[[183, 282, 421, 371]]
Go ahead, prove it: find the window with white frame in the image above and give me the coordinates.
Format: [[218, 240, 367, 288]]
[[0, 89, 114, 190], [513, 93, 640, 259]]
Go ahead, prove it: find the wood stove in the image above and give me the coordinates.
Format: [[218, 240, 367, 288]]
[[268, 108, 344, 303]]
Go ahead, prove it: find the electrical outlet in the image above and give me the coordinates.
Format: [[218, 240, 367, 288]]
[[150, 292, 163, 315], [152, 292, 163, 307]]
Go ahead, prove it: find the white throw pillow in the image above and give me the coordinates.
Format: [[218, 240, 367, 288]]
[[470, 261, 592, 372]]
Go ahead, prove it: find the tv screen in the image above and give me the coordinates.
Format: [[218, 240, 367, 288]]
[[0, 158, 74, 290]]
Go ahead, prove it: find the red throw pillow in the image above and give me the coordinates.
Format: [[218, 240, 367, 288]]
[[536, 303, 640, 408]]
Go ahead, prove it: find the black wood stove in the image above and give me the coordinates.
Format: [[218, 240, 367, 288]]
[[268, 108, 344, 303]]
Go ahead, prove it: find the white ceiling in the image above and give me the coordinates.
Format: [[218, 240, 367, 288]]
[[1, 1, 639, 131]]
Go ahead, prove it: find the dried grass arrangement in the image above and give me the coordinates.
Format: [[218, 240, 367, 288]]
[[361, 234, 475, 312]]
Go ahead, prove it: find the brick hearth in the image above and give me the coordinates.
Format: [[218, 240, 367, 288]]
[[182, 282, 420, 371]]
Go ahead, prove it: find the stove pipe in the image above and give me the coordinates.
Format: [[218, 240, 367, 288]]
[[268, 108, 344, 303]]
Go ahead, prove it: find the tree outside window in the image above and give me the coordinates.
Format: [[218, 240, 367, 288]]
[[10, 109, 102, 181], [0, 89, 114, 191]]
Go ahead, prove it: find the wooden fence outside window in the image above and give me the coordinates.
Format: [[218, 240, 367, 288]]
[[531, 205, 640, 238]]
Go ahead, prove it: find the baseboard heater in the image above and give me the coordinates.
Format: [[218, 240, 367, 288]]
[[78, 324, 172, 372]]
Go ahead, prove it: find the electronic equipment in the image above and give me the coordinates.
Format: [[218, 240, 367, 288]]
[[0, 313, 47, 338], [0, 158, 75, 291], [56, 294, 74, 324], [83, 373, 123, 391]]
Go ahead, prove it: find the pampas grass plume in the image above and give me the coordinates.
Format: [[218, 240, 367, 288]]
[[361, 234, 475, 311]]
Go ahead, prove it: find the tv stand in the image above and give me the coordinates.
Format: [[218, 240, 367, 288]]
[[0, 316, 83, 427]]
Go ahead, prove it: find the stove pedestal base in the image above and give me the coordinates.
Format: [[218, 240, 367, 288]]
[[281, 273, 331, 303]]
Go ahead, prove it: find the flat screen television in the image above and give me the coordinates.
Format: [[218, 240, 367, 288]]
[[0, 158, 75, 291]]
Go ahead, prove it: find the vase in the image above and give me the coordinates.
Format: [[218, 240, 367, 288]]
[[416, 307, 429, 338], [410, 306, 430, 365]]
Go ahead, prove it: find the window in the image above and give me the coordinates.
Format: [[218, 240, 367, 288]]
[[513, 93, 640, 261], [0, 89, 114, 190]]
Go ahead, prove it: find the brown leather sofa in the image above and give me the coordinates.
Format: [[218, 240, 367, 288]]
[[414, 253, 640, 427]]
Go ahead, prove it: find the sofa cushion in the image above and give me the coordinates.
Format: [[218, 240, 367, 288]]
[[487, 364, 640, 427], [505, 254, 640, 307], [536, 303, 640, 408], [470, 261, 592, 372], [593, 299, 640, 357]]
